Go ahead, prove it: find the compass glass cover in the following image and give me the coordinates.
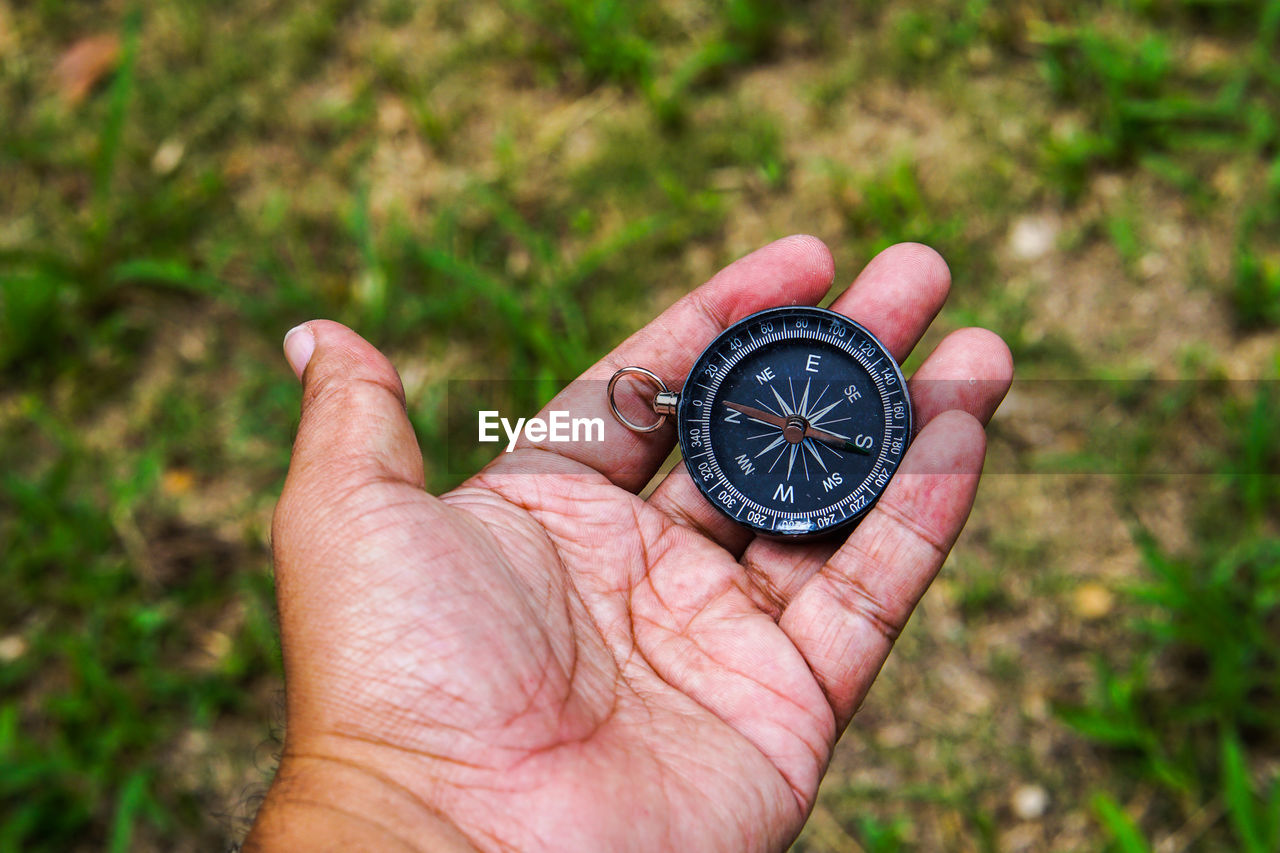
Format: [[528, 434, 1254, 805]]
[[677, 306, 911, 538]]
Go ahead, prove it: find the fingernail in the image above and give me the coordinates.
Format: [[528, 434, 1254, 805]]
[[283, 324, 316, 380]]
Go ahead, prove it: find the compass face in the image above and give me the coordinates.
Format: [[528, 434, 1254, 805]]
[[677, 305, 912, 538]]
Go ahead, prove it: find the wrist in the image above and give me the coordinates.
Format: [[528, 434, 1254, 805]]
[[243, 753, 477, 852]]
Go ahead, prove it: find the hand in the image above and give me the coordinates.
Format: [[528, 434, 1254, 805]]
[[245, 237, 1013, 852]]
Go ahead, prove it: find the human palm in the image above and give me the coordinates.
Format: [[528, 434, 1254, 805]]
[[248, 237, 1012, 852]]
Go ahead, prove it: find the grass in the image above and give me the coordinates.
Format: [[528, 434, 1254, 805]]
[[1233, 202, 1280, 329], [2, 0, 1279, 849], [1056, 378, 1280, 849], [1, 395, 281, 849]]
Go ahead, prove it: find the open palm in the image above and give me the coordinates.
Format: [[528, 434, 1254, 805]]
[[247, 237, 1012, 852]]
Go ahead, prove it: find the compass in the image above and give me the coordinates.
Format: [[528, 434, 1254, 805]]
[[609, 305, 912, 539]]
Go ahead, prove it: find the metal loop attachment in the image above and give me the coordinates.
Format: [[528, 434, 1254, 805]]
[[608, 366, 678, 433]]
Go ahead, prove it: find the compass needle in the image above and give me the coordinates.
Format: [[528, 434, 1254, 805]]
[[816, 440, 843, 461], [723, 400, 788, 430]]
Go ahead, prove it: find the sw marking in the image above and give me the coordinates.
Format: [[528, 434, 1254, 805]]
[[478, 410, 605, 453]]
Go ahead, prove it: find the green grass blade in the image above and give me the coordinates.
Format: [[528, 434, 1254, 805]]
[[110, 259, 224, 297], [1222, 729, 1267, 853], [94, 8, 143, 207], [107, 770, 149, 853], [1092, 792, 1152, 853]]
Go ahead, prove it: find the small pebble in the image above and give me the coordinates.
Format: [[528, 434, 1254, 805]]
[[1013, 784, 1049, 820], [1073, 582, 1114, 619], [162, 468, 195, 497], [0, 634, 27, 663], [152, 139, 185, 175], [1008, 215, 1057, 261]]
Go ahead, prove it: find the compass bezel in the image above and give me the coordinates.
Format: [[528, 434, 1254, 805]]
[[675, 305, 912, 539]]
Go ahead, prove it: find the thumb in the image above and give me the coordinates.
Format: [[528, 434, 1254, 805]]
[[279, 320, 426, 501], [270, 322, 432, 728]]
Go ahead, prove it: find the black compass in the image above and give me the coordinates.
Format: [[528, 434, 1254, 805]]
[[609, 305, 912, 539]]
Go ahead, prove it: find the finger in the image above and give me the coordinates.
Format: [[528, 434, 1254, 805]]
[[643, 242, 951, 557], [827, 242, 951, 362], [273, 320, 427, 544], [739, 325, 1012, 608], [778, 410, 986, 730], [908, 327, 1013, 435], [269, 322, 459, 739], [495, 235, 836, 491]]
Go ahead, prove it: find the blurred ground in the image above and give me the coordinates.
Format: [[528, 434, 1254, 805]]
[[2, 1, 1278, 851]]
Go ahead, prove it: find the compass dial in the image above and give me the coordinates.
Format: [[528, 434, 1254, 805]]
[[677, 305, 911, 538]]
